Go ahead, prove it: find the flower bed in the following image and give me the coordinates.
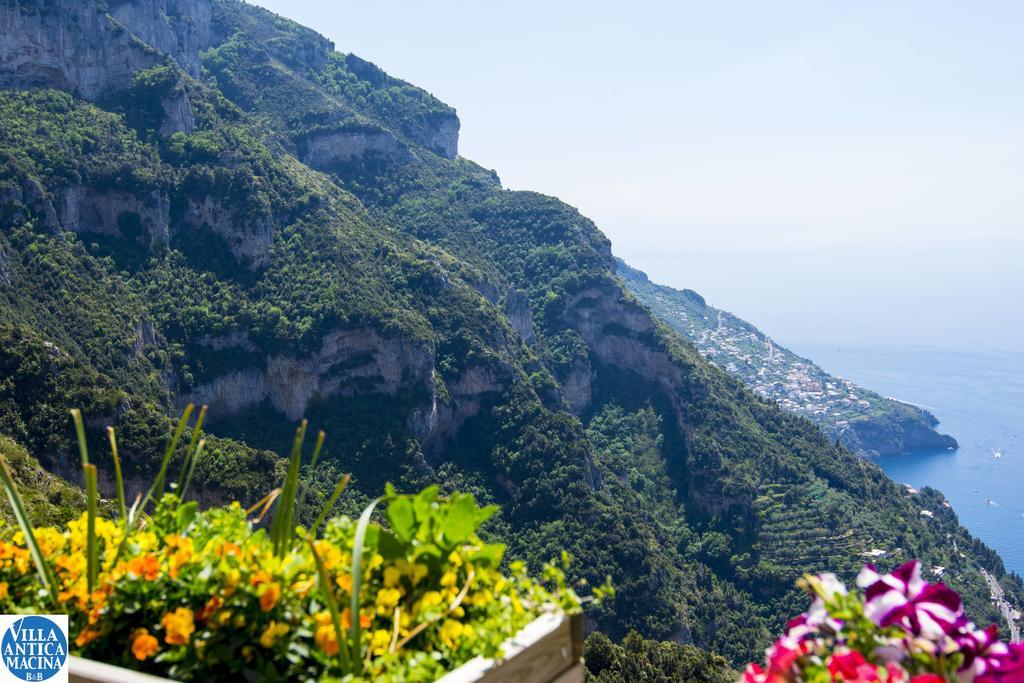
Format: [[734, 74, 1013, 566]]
[[743, 561, 1024, 683], [0, 408, 593, 682]]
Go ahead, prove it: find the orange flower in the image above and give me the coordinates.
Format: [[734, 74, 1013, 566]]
[[131, 629, 159, 660], [0, 581, 8, 600], [314, 623, 339, 656], [216, 542, 242, 558], [197, 595, 223, 623], [250, 570, 271, 587], [127, 555, 160, 581], [75, 628, 100, 648], [259, 582, 280, 612], [161, 607, 195, 646], [340, 607, 371, 630]]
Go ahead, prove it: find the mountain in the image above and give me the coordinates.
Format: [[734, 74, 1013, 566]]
[[0, 0, 1019, 665], [617, 260, 959, 457]]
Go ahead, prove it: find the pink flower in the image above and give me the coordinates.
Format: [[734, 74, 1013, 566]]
[[857, 561, 965, 639], [828, 649, 880, 682], [743, 662, 768, 683], [885, 662, 909, 683], [962, 632, 1024, 683], [908, 675, 945, 683], [745, 637, 814, 682]]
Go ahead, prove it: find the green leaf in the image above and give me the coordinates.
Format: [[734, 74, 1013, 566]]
[[413, 485, 438, 520], [468, 543, 506, 569], [441, 493, 478, 547], [175, 501, 198, 532], [386, 495, 415, 542], [376, 529, 404, 559], [0, 455, 58, 607], [350, 496, 383, 666], [106, 427, 127, 524], [84, 463, 98, 593], [311, 473, 350, 536]]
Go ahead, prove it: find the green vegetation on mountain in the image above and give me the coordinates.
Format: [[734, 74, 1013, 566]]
[[617, 259, 959, 457], [0, 0, 1020, 672]]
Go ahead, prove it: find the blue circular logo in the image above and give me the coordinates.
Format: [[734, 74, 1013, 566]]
[[1, 616, 67, 681]]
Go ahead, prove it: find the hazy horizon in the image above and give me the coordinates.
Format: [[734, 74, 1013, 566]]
[[253, 0, 1024, 353]]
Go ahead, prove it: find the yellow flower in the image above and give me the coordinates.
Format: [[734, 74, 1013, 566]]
[[161, 607, 195, 646], [315, 624, 339, 656], [383, 566, 402, 587], [130, 629, 159, 660], [370, 629, 390, 655], [448, 550, 463, 567], [336, 573, 352, 594], [0, 581, 9, 601], [470, 589, 494, 607], [291, 577, 315, 597], [259, 582, 281, 612], [259, 620, 289, 648], [35, 527, 65, 557], [417, 591, 443, 614], [410, 563, 429, 586], [440, 571, 458, 589], [376, 587, 402, 614], [439, 619, 464, 649]]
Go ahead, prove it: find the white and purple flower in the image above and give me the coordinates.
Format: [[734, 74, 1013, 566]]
[[857, 560, 965, 640]]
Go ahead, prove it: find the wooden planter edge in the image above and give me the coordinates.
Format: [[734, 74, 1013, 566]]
[[69, 610, 584, 683]]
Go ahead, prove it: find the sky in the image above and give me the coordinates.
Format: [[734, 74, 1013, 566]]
[[253, 1, 1024, 352]]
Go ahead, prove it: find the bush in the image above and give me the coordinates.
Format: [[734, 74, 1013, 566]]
[[0, 410, 589, 682]]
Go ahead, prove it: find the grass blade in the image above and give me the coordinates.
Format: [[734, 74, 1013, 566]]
[[350, 496, 383, 664], [270, 421, 307, 556], [312, 474, 350, 535], [136, 404, 194, 520], [0, 455, 58, 607], [175, 405, 207, 494], [70, 409, 89, 468], [106, 427, 127, 523], [245, 488, 281, 519], [307, 536, 352, 671], [84, 463, 98, 593], [295, 430, 326, 522], [179, 438, 206, 501]]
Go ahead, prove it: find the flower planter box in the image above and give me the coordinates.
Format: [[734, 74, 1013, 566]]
[[69, 611, 584, 683]]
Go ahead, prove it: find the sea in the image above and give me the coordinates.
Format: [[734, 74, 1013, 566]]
[[787, 342, 1024, 578]]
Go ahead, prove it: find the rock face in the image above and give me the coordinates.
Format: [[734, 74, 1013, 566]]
[[157, 84, 196, 135], [58, 186, 171, 249], [0, 0, 210, 100], [300, 126, 409, 169], [108, 0, 211, 78], [417, 111, 459, 159], [562, 282, 749, 519], [503, 290, 534, 343], [179, 196, 273, 269], [845, 409, 959, 457], [417, 364, 506, 456], [0, 243, 9, 287], [179, 329, 435, 421]]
